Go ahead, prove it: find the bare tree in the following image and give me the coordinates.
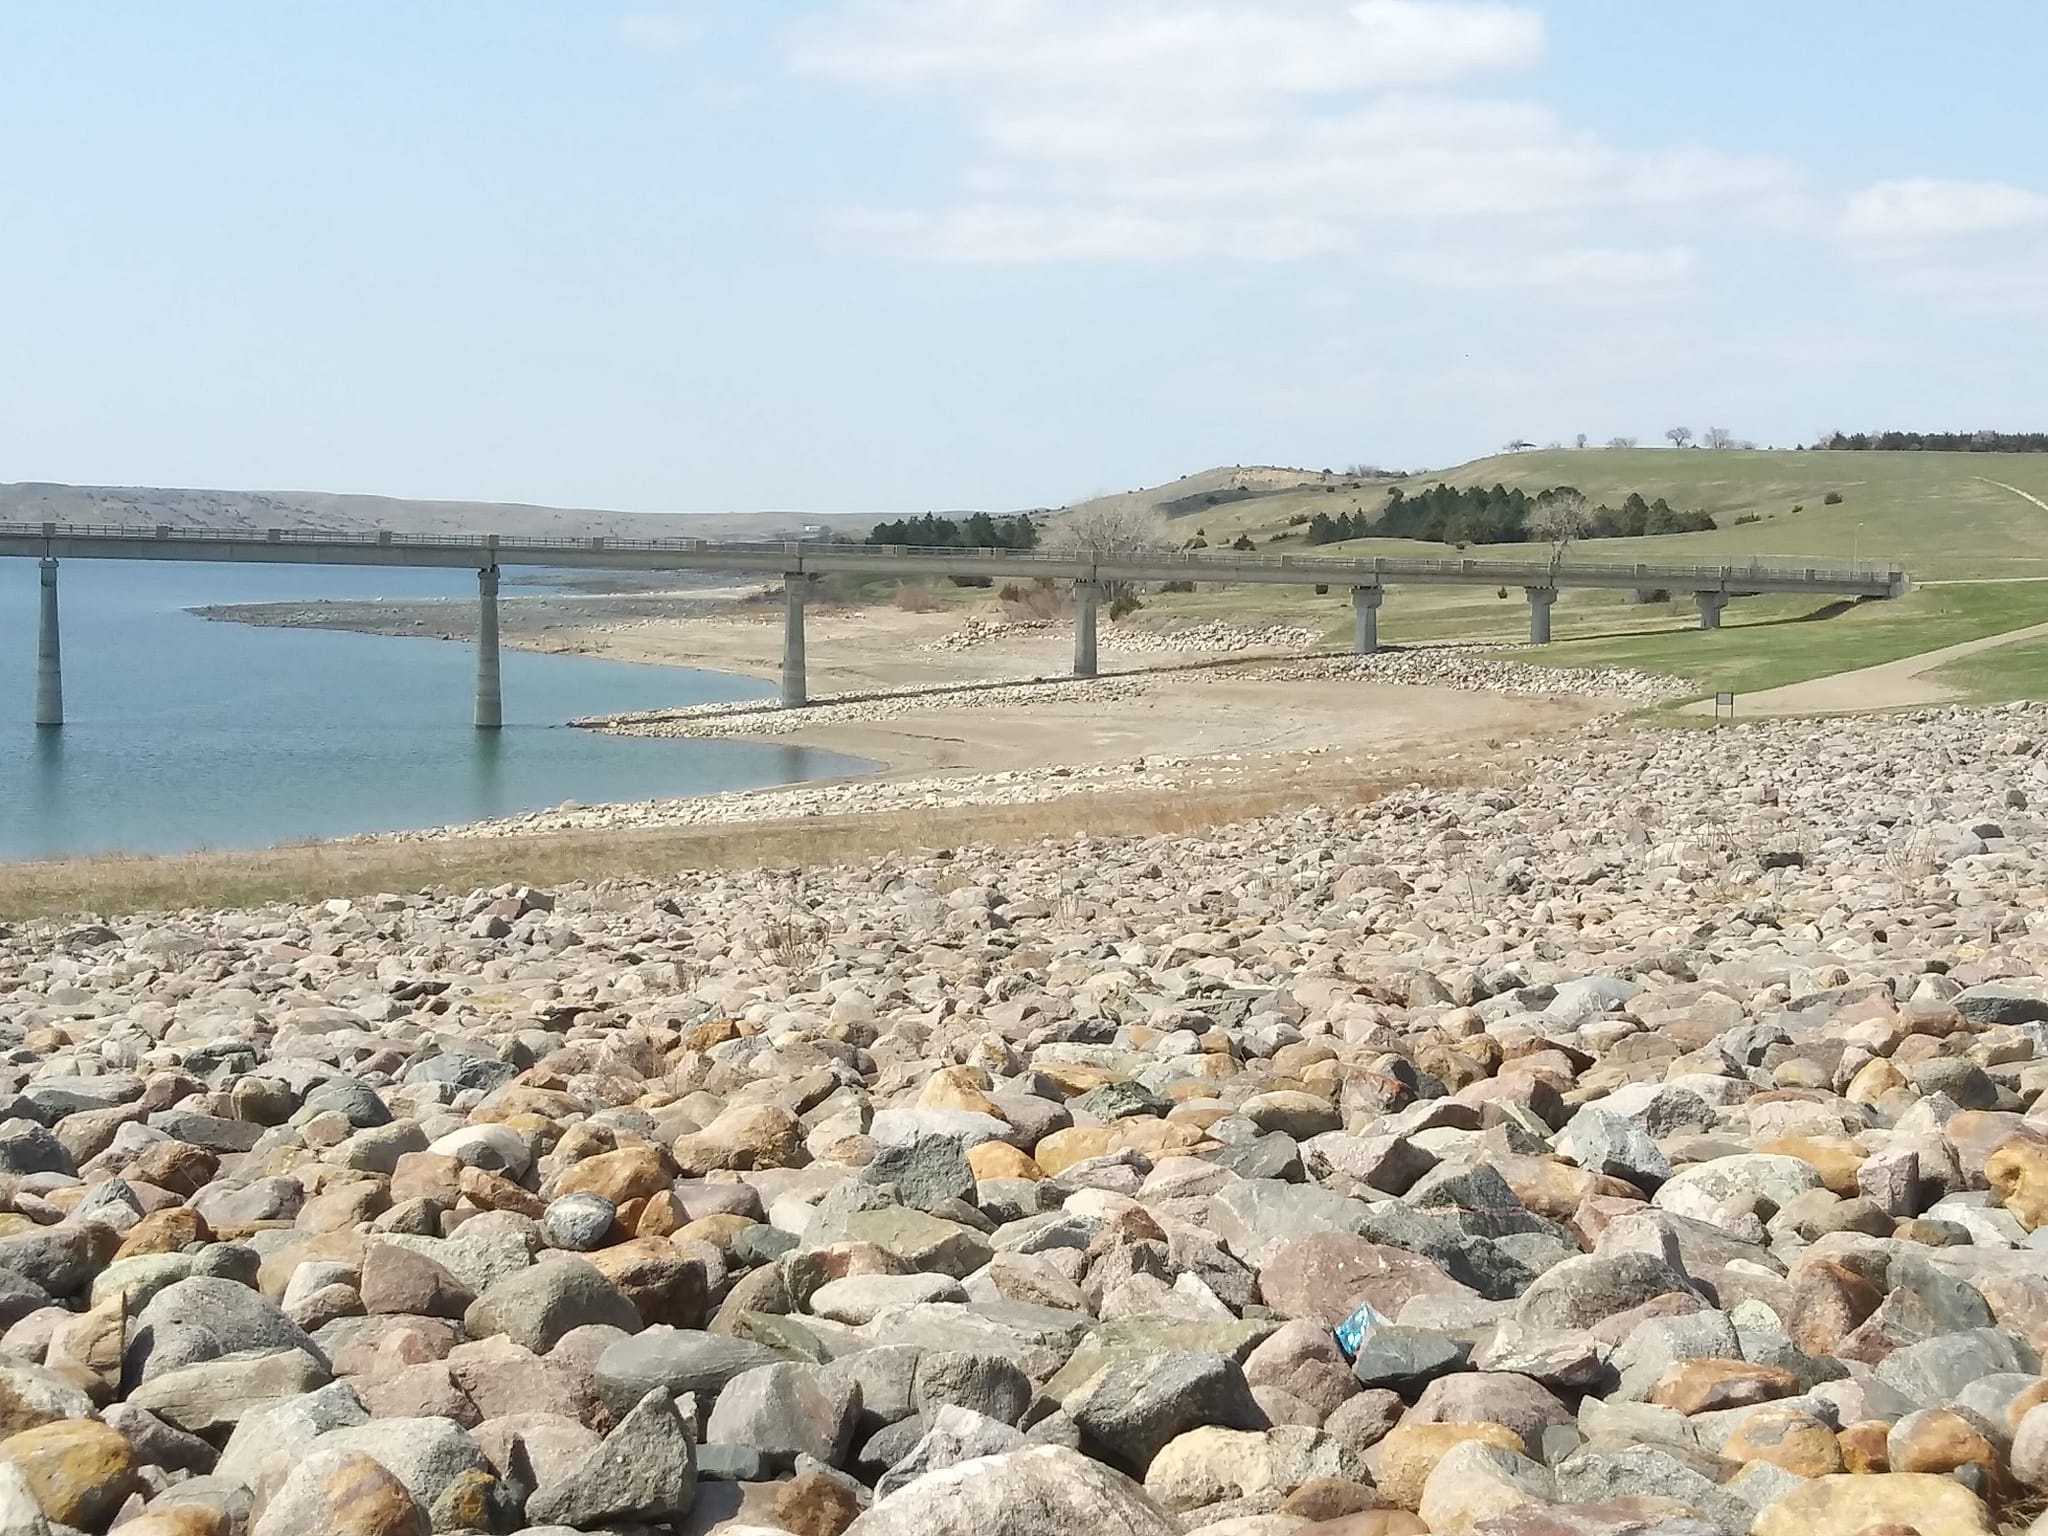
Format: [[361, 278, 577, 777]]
[[1044, 501, 1169, 599], [1665, 426, 1694, 449], [1529, 489, 1589, 563], [1606, 436, 1638, 449], [1573, 433, 1589, 450], [1703, 426, 1736, 450]]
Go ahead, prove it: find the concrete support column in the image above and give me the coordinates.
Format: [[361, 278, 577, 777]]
[[1526, 587, 1557, 645], [1697, 591, 1727, 630], [34, 559, 62, 728], [1074, 581, 1099, 679], [474, 566, 503, 730], [781, 574, 808, 708], [1351, 585, 1384, 656]]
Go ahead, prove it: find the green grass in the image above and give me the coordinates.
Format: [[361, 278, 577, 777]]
[[1128, 448, 2048, 582], [1922, 632, 2048, 703], [1526, 580, 2048, 700]]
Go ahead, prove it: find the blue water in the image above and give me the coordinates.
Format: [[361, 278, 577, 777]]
[[0, 561, 868, 859]]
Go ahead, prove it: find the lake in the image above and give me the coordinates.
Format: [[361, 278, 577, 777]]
[[0, 560, 869, 860]]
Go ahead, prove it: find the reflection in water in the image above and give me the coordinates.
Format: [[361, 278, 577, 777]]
[[470, 728, 507, 820], [29, 730, 65, 849]]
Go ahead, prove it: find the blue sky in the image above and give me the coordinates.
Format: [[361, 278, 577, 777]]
[[2, 2, 2043, 513]]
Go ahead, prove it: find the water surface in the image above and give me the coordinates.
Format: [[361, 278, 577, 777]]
[[0, 560, 865, 859]]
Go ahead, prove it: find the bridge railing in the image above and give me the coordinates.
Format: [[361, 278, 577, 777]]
[[0, 521, 1902, 586]]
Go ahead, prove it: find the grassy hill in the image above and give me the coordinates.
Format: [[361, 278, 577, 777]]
[[0, 482, 877, 543], [1066, 448, 2048, 582]]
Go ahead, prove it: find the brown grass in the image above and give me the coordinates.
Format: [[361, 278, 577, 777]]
[[0, 758, 1483, 923]]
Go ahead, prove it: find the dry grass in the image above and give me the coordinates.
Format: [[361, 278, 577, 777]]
[[0, 758, 1485, 923]]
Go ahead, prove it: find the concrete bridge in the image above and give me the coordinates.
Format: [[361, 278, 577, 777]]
[[1, 521, 1908, 728]]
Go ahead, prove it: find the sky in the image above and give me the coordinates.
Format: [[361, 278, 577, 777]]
[[1, 2, 2044, 514]]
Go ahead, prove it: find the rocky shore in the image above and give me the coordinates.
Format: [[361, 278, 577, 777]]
[[579, 651, 1690, 745], [1, 702, 2046, 1534]]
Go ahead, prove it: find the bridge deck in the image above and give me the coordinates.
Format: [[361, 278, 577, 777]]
[[0, 522, 1907, 597]]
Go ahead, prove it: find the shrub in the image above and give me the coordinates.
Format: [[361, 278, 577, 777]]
[[1730, 513, 1761, 526], [1824, 490, 1845, 505], [997, 582, 1024, 603], [892, 582, 946, 613], [1789, 504, 1804, 515], [1160, 579, 1195, 594], [1231, 534, 1256, 552], [948, 575, 992, 589], [1287, 513, 1310, 526], [1496, 586, 1510, 599], [1108, 592, 1144, 621]]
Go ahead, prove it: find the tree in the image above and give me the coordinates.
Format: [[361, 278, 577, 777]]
[[1574, 433, 1589, 450], [1504, 439, 1537, 451], [1703, 426, 1736, 451], [1528, 490, 1589, 562], [1665, 426, 1694, 449], [1606, 436, 1638, 449], [1043, 501, 1168, 598]]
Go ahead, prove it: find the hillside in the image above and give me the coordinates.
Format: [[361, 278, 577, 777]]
[[1061, 449, 2048, 582], [0, 482, 877, 543]]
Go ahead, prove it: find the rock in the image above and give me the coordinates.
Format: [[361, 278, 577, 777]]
[[1369, 1422, 1525, 1510], [776, 1467, 865, 1536], [1068, 1352, 1267, 1474], [250, 1447, 429, 1536], [541, 1191, 617, 1251], [1874, 1328, 2037, 1406], [1259, 1235, 1472, 1328], [846, 1443, 1175, 1535], [1145, 1425, 1362, 1514], [1349, 1328, 1472, 1394], [1749, 1472, 1995, 1536], [128, 1348, 334, 1436], [0, 1417, 140, 1528], [705, 1363, 861, 1470], [1552, 1446, 1753, 1532], [1416, 1440, 1553, 1536], [1514, 1254, 1697, 1331], [861, 1135, 977, 1213], [123, 1277, 323, 1388], [359, 1244, 475, 1319], [912, 1351, 1033, 1426], [0, 1367, 96, 1439], [526, 1386, 699, 1527], [1721, 1403, 1845, 1476], [594, 1327, 783, 1413], [874, 1405, 1024, 1498], [312, 1417, 494, 1511], [1555, 1108, 1670, 1190], [463, 1256, 641, 1353]]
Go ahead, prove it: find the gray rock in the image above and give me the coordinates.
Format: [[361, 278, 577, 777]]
[[463, 1255, 641, 1354], [0, 1119, 75, 1178], [1955, 983, 2048, 1026], [1874, 1327, 2039, 1406], [704, 1362, 861, 1471], [861, 1134, 977, 1213], [314, 1414, 495, 1508], [594, 1327, 783, 1415], [541, 1192, 617, 1252], [126, 1347, 334, 1436], [1349, 1327, 1474, 1394], [122, 1276, 324, 1389], [1556, 1107, 1672, 1189], [215, 1380, 369, 1496], [1514, 1253, 1700, 1331], [854, 1442, 1175, 1534], [873, 1405, 1027, 1500], [1553, 1444, 1753, 1532], [526, 1386, 700, 1527], [1208, 1181, 1372, 1267], [912, 1350, 1034, 1427], [1067, 1352, 1266, 1475]]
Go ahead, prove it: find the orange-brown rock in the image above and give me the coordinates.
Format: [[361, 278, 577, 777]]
[[1723, 1404, 1847, 1476], [1650, 1358, 1801, 1415], [1838, 1419, 1891, 1473], [553, 1144, 673, 1206], [966, 1142, 1042, 1181]]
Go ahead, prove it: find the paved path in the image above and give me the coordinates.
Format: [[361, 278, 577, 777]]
[[1682, 620, 2048, 718]]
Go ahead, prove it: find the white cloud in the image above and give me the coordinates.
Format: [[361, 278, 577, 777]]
[[618, 11, 702, 51], [790, 0, 1543, 97], [785, 0, 1791, 285], [1841, 177, 2048, 248]]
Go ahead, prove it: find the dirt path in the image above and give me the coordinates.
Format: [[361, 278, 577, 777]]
[[1682, 620, 2048, 717]]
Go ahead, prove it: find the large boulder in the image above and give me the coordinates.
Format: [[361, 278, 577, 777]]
[[845, 1444, 1175, 1536]]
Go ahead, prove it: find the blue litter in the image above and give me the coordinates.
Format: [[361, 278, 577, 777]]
[[1333, 1299, 1393, 1361]]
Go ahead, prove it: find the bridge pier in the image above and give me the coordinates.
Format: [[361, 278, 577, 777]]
[[34, 559, 62, 728], [1351, 585, 1383, 655], [1526, 587, 1556, 645], [1074, 582, 1099, 679], [1697, 591, 1727, 630], [782, 574, 808, 708], [474, 566, 503, 730]]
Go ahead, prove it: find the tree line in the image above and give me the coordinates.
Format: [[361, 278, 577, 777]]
[[1817, 430, 2048, 453], [1304, 484, 1716, 547], [866, 512, 1040, 551]]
